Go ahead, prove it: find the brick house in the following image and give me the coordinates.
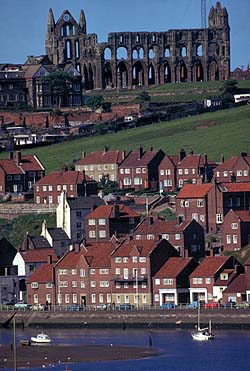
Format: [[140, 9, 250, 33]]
[[217, 182, 250, 217], [118, 145, 165, 191], [133, 217, 205, 259], [189, 256, 244, 303], [176, 150, 215, 188], [34, 169, 97, 205], [26, 262, 54, 307], [56, 192, 105, 244], [213, 153, 250, 183], [75, 147, 126, 182], [110, 237, 179, 307], [222, 210, 250, 251], [40, 220, 72, 258], [54, 243, 114, 307], [85, 204, 141, 243], [176, 183, 217, 233], [222, 274, 247, 304], [0, 151, 45, 196], [153, 257, 199, 306], [158, 154, 178, 192]]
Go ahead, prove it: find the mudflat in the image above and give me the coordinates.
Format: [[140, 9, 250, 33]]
[[0, 344, 158, 368]]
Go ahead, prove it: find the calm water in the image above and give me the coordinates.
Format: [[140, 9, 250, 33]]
[[1, 327, 250, 371]]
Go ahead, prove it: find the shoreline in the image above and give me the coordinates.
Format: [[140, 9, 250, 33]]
[[0, 344, 159, 368], [1, 308, 250, 330]]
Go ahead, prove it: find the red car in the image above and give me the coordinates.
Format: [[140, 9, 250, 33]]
[[204, 302, 218, 309]]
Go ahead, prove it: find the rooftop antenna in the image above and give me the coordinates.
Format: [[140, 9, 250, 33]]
[[201, 0, 207, 28]]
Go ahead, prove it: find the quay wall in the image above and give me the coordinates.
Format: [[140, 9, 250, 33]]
[[1, 309, 250, 330]]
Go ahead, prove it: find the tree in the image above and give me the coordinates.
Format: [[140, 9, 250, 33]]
[[135, 91, 151, 105], [86, 95, 104, 112], [41, 71, 76, 108], [219, 79, 238, 102]]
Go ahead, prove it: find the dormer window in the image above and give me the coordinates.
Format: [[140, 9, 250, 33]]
[[220, 273, 228, 280]]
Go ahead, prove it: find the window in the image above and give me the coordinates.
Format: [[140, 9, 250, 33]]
[[100, 281, 109, 287], [227, 198, 233, 207], [124, 282, 129, 289], [134, 178, 142, 185], [115, 268, 120, 275], [231, 223, 238, 229], [160, 170, 164, 175], [72, 281, 77, 287], [132, 256, 138, 262], [166, 169, 171, 175], [90, 269, 95, 274], [65, 294, 70, 303], [31, 282, 38, 289], [223, 171, 228, 177], [99, 230, 106, 238], [90, 281, 96, 287], [123, 178, 132, 185], [235, 198, 240, 207], [164, 179, 172, 186], [184, 169, 189, 175], [142, 168, 146, 173], [123, 257, 129, 263], [141, 267, 146, 275], [142, 282, 147, 289], [99, 269, 109, 274], [125, 168, 130, 174], [184, 201, 189, 207], [192, 213, 198, 221], [178, 169, 183, 175], [46, 283, 52, 289], [34, 294, 38, 304], [120, 169, 124, 174], [193, 277, 203, 284], [116, 282, 121, 288], [115, 257, 122, 263], [163, 278, 173, 285], [244, 170, 248, 176], [89, 230, 96, 238], [197, 199, 203, 207], [162, 233, 169, 240], [154, 294, 160, 301], [236, 170, 242, 176], [88, 219, 96, 225], [192, 168, 196, 174], [139, 257, 146, 263], [57, 185, 61, 191], [80, 269, 85, 277], [136, 168, 141, 173], [175, 234, 181, 240], [155, 278, 160, 285], [233, 235, 238, 244], [216, 214, 223, 224], [72, 269, 77, 275], [91, 294, 96, 303], [226, 235, 231, 244], [206, 278, 211, 284], [36, 196, 40, 204], [147, 234, 154, 240], [98, 218, 106, 225]]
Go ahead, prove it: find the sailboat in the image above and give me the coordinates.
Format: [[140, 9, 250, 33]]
[[191, 303, 215, 341]]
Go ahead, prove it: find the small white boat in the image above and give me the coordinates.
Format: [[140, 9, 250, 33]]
[[191, 303, 215, 341], [30, 333, 51, 343]]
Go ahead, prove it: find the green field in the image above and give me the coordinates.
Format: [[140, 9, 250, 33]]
[[3, 104, 249, 173]]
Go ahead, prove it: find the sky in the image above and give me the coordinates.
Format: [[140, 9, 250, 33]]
[[0, 0, 249, 71]]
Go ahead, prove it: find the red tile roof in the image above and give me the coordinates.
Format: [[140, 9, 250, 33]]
[[76, 150, 124, 165], [159, 155, 177, 168], [219, 182, 250, 192], [0, 155, 44, 174], [176, 184, 212, 199], [135, 218, 190, 235], [178, 154, 213, 168], [214, 155, 250, 172], [234, 210, 250, 222], [154, 257, 192, 278], [222, 274, 247, 293], [190, 256, 229, 277], [86, 204, 140, 219], [112, 238, 161, 257], [0, 160, 24, 175], [20, 249, 58, 263], [119, 148, 161, 167], [35, 170, 93, 186], [27, 264, 54, 283]]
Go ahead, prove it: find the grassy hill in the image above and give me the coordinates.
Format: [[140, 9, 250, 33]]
[[4, 104, 249, 173]]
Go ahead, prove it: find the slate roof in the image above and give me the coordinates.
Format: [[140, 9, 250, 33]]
[[20, 248, 58, 263], [47, 228, 71, 242], [176, 184, 212, 199], [66, 196, 105, 210], [190, 256, 229, 277], [29, 236, 51, 249], [27, 264, 54, 283], [154, 257, 193, 278], [86, 204, 140, 219], [35, 170, 94, 186], [76, 150, 124, 165]]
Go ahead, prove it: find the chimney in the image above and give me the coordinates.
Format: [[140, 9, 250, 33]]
[[9, 151, 14, 160], [114, 204, 120, 218], [122, 150, 126, 160], [47, 255, 52, 265], [82, 150, 86, 158], [148, 216, 154, 226], [204, 153, 208, 165], [103, 146, 108, 154], [15, 151, 21, 164], [138, 145, 143, 160], [189, 148, 194, 155], [150, 146, 154, 151], [179, 148, 186, 162], [241, 152, 247, 157], [221, 154, 224, 163]]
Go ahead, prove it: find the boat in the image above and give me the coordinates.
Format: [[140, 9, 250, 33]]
[[30, 333, 51, 343], [191, 303, 215, 341], [20, 339, 31, 346]]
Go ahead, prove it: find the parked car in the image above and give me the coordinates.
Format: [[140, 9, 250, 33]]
[[223, 301, 237, 308], [116, 303, 135, 310], [14, 301, 30, 309], [186, 301, 199, 309], [95, 304, 107, 310], [161, 302, 176, 309], [204, 302, 218, 309], [67, 304, 84, 311]]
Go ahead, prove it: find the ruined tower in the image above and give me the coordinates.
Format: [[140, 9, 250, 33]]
[[45, 2, 230, 91]]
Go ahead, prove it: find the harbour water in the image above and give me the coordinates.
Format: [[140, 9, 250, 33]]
[[1, 327, 250, 370]]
